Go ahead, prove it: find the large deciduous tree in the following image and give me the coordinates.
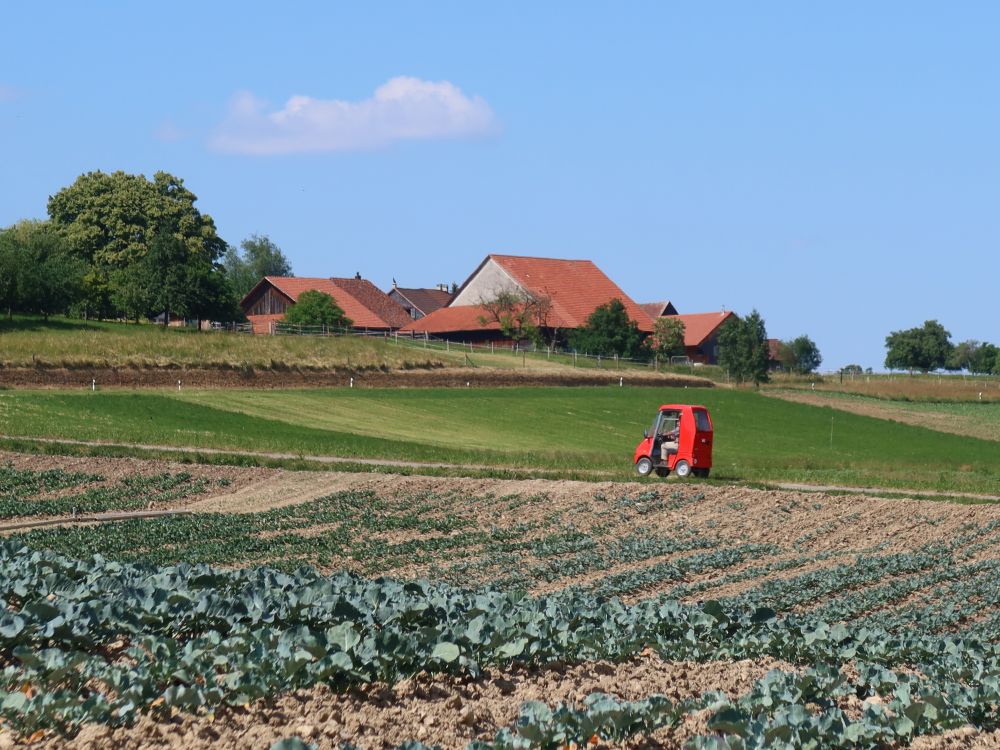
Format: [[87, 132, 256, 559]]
[[884, 320, 953, 373], [718, 310, 770, 386], [222, 234, 293, 300], [569, 298, 648, 359], [47, 171, 228, 318]]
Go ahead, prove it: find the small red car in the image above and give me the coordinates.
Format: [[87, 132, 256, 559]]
[[633, 404, 713, 478]]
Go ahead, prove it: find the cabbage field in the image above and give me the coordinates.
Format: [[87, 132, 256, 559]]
[[1, 456, 999, 749]]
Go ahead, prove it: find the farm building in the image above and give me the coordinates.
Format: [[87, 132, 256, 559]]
[[660, 311, 736, 364], [241, 276, 412, 334], [400, 254, 653, 343], [386, 284, 453, 321], [639, 301, 678, 318]]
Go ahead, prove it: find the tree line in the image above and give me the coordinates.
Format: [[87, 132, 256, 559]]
[[0, 170, 291, 324], [885, 320, 1000, 374]]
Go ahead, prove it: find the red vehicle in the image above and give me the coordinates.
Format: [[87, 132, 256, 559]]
[[633, 404, 713, 478]]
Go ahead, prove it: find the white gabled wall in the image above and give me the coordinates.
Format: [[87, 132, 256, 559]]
[[450, 258, 525, 306]]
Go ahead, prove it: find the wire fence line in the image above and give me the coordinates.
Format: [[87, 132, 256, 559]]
[[267, 322, 698, 371]]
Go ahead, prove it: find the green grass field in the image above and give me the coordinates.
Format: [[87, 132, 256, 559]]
[[768, 388, 1000, 443], [1, 386, 998, 493]]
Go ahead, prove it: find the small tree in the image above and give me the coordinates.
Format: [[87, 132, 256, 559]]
[[948, 340, 980, 372], [569, 298, 648, 359], [884, 320, 953, 372], [2, 220, 86, 320], [971, 343, 999, 375], [650, 317, 686, 361], [284, 290, 353, 329], [841, 364, 864, 376], [785, 335, 822, 374], [477, 289, 545, 346], [718, 310, 769, 386]]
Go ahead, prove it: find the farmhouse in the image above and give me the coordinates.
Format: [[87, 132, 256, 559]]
[[661, 311, 736, 364], [386, 284, 453, 321], [400, 254, 653, 343], [241, 276, 411, 334]]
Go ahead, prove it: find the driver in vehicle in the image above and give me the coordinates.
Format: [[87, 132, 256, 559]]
[[659, 411, 680, 459]]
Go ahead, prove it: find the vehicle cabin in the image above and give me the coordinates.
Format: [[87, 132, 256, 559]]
[[633, 404, 713, 478]]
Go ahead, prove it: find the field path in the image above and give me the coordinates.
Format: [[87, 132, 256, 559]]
[[4, 433, 1000, 503]]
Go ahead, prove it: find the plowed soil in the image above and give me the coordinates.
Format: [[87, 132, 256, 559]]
[[4, 451, 1000, 749], [40, 655, 790, 750], [0, 365, 710, 390]]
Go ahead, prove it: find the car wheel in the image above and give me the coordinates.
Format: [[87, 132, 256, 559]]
[[674, 460, 691, 478], [635, 457, 654, 476]]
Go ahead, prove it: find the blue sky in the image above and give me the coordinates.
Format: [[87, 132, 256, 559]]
[[2, 2, 997, 370]]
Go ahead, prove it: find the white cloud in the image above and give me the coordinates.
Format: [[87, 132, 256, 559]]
[[210, 76, 498, 155]]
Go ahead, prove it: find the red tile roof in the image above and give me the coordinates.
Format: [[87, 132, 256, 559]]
[[400, 304, 503, 334], [328, 277, 412, 329], [244, 276, 410, 329], [391, 287, 453, 316], [640, 301, 678, 318], [487, 254, 653, 331], [664, 311, 737, 347]]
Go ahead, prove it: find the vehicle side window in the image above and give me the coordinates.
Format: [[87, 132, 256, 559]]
[[694, 410, 712, 432]]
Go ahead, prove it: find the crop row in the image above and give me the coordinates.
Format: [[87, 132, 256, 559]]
[[4, 539, 1000, 744], [0, 466, 211, 518]]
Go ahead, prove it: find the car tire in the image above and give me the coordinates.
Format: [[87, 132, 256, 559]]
[[694, 468, 710, 478], [674, 460, 691, 478], [635, 457, 654, 476]]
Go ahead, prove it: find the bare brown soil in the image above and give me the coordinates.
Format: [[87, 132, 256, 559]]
[[4, 452, 1000, 748], [0, 365, 711, 390], [36, 655, 789, 750]]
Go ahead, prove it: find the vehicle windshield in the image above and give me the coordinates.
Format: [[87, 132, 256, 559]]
[[657, 411, 680, 437]]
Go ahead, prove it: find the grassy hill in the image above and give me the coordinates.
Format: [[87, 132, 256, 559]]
[[1, 386, 997, 494], [0, 315, 710, 376]]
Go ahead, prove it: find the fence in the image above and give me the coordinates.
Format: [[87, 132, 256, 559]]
[[268, 322, 701, 372]]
